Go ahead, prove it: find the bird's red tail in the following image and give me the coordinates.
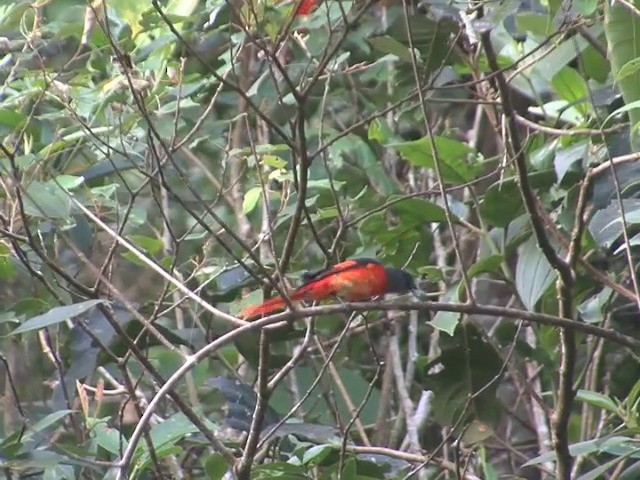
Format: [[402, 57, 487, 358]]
[[238, 282, 328, 319], [239, 296, 288, 319]]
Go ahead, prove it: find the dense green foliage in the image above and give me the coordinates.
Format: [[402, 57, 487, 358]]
[[1, 0, 640, 479]]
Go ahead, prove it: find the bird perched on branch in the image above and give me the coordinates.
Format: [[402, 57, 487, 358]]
[[239, 258, 415, 319]]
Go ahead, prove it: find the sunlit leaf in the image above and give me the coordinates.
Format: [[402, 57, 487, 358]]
[[12, 300, 107, 335], [515, 236, 558, 310], [243, 187, 262, 214]]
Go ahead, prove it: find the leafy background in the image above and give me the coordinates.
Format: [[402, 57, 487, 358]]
[[1, 0, 640, 479]]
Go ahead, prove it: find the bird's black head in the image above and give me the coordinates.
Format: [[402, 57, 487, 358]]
[[384, 267, 415, 294]]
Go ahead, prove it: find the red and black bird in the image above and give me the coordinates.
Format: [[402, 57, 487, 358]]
[[239, 258, 415, 319]]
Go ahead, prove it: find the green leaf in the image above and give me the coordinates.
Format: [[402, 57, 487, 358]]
[[467, 254, 504, 279], [480, 181, 523, 227], [147, 412, 202, 451], [618, 57, 640, 82], [93, 420, 126, 454], [577, 455, 633, 480], [389, 196, 448, 223], [626, 377, 640, 421], [605, 1, 640, 145], [515, 12, 553, 37], [121, 235, 165, 265], [430, 310, 460, 336], [328, 131, 396, 195], [23, 181, 71, 219], [575, 389, 619, 414], [302, 444, 333, 466], [464, 421, 495, 446], [0, 109, 26, 129], [552, 67, 590, 116], [554, 141, 588, 183], [253, 462, 307, 478], [12, 300, 107, 335], [342, 456, 357, 480], [203, 453, 229, 480], [260, 155, 287, 169], [390, 136, 481, 183], [0, 243, 16, 280], [55, 175, 85, 190], [478, 445, 499, 480], [368, 118, 393, 144], [23, 411, 75, 441], [43, 465, 75, 480], [524, 439, 602, 467], [604, 99, 640, 127], [589, 199, 640, 248], [418, 265, 445, 282], [254, 144, 290, 154], [575, 0, 597, 16], [515, 236, 558, 310], [369, 36, 415, 63], [578, 287, 613, 324], [243, 187, 262, 214]]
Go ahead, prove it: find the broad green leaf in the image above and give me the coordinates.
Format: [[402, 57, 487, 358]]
[[575, 0, 598, 16], [627, 378, 640, 420], [605, 1, 640, 146], [368, 118, 393, 144], [524, 439, 602, 466], [55, 175, 85, 190], [464, 422, 495, 446], [430, 310, 460, 336], [515, 12, 553, 37], [261, 155, 287, 169], [329, 132, 396, 195], [23, 410, 75, 441], [0, 109, 25, 129], [253, 462, 306, 477], [575, 389, 619, 414], [203, 453, 229, 480], [578, 287, 613, 323], [43, 465, 75, 480], [146, 412, 202, 452], [302, 444, 333, 466], [600, 435, 640, 457], [589, 199, 640, 248], [93, 420, 126, 454], [478, 446, 499, 480], [554, 141, 588, 182], [552, 67, 590, 116], [342, 456, 357, 480], [0, 242, 16, 280], [369, 36, 415, 63], [617, 57, 640, 82], [243, 187, 262, 214], [418, 265, 445, 282], [23, 181, 71, 219], [467, 254, 504, 279], [390, 136, 481, 183], [389, 196, 447, 223], [480, 181, 523, 227], [108, 0, 149, 36], [12, 300, 107, 334], [121, 235, 165, 265], [253, 144, 290, 154], [577, 456, 633, 480], [515, 236, 557, 310], [423, 328, 502, 426]]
